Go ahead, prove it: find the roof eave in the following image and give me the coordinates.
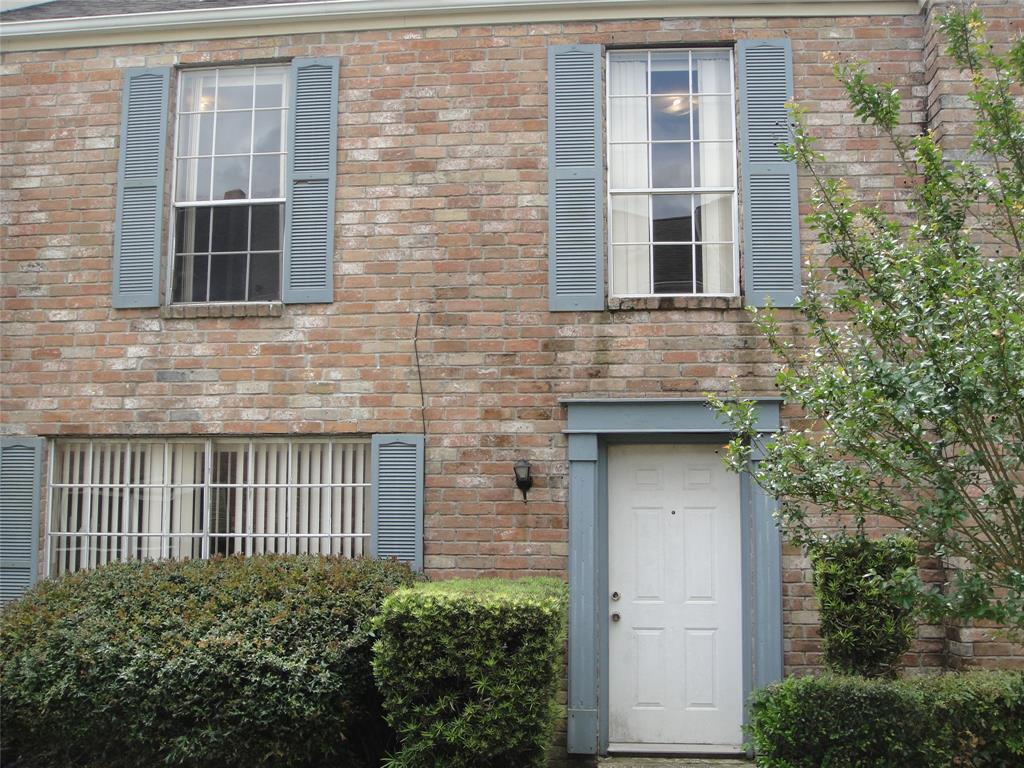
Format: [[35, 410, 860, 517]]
[[1, 0, 926, 52]]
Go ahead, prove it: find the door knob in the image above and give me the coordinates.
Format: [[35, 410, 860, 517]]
[[611, 612, 621, 622]]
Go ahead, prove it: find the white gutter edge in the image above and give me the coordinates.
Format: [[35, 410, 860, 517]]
[[1, 0, 927, 43]]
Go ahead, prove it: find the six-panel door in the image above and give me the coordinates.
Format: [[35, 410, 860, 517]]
[[608, 443, 743, 752]]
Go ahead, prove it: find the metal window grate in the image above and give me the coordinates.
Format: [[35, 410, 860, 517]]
[[47, 438, 370, 575]]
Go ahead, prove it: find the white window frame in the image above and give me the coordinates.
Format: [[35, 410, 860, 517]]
[[166, 64, 289, 305], [46, 437, 371, 576], [606, 48, 741, 299]]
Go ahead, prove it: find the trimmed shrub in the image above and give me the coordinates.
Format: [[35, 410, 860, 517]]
[[1, 555, 415, 768], [749, 671, 1024, 768], [809, 533, 917, 676], [372, 577, 567, 768]]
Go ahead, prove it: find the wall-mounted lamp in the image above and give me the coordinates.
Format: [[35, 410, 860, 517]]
[[513, 459, 533, 502]]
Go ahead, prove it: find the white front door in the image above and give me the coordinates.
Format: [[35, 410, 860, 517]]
[[608, 444, 743, 753]]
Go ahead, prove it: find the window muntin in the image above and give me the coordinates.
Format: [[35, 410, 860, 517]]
[[171, 66, 288, 303], [607, 50, 739, 297], [47, 438, 370, 575]]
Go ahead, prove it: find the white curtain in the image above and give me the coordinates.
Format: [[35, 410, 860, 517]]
[[696, 54, 735, 293], [609, 55, 652, 294]]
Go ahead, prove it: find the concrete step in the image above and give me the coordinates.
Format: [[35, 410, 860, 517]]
[[598, 759, 752, 767]]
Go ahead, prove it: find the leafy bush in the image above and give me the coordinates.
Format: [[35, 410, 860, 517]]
[[809, 534, 917, 676], [1, 555, 415, 768], [372, 577, 567, 768], [749, 671, 1024, 768]]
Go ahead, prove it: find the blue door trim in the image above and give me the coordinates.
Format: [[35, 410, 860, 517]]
[[563, 398, 783, 755]]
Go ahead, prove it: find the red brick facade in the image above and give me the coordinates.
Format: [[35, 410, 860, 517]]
[[2, 0, 1021, 706]]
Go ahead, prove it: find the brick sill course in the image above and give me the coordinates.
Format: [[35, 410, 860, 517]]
[[160, 302, 284, 319], [607, 296, 746, 312]]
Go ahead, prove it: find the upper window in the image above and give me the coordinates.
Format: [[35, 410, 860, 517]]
[[171, 66, 289, 303], [607, 50, 738, 297]]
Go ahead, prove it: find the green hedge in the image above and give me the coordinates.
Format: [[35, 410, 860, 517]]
[[372, 577, 567, 768], [749, 671, 1024, 768], [809, 534, 917, 677], [1, 555, 415, 768]]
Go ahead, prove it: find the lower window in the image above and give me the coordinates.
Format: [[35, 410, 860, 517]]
[[47, 438, 370, 575]]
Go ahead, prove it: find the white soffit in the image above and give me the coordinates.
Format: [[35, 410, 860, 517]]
[[2, 0, 923, 52]]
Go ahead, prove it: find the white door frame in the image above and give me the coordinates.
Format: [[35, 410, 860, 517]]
[[561, 398, 784, 757]]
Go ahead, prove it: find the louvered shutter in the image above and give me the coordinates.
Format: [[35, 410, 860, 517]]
[[283, 57, 339, 304], [113, 68, 170, 309], [0, 437, 43, 605], [370, 434, 424, 571], [739, 39, 801, 308], [547, 45, 605, 312]]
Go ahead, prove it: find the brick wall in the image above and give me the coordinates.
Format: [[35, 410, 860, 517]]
[[2, 3, 1020, 684]]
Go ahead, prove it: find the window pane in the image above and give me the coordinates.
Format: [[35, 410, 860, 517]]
[[128, 443, 165, 485], [167, 536, 203, 561], [611, 194, 649, 244], [651, 95, 692, 141], [609, 143, 648, 188], [698, 243, 734, 293], [253, 109, 284, 153], [248, 252, 280, 301], [651, 51, 690, 94], [208, 253, 248, 301], [250, 204, 282, 251], [215, 111, 253, 155], [609, 53, 647, 96], [612, 244, 651, 295], [212, 443, 249, 484], [177, 112, 214, 157], [609, 98, 648, 143], [169, 443, 206, 485], [175, 157, 212, 202], [651, 143, 692, 188], [692, 96, 732, 141], [175, 207, 211, 254], [216, 68, 253, 110], [212, 156, 250, 200], [692, 50, 732, 94], [179, 71, 216, 112], [693, 142, 733, 187], [211, 206, 249, 253], [251, 154, 283, 199], [254, 68, 287, 108], [653, 243, 695, 293], [652, 194, 693, 242], [209, 487, 246, 535], [172, 252, 209, 303], [695, 193, 732, 242]]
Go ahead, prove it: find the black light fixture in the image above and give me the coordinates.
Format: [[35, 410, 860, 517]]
[[513, 459, 533, 502]]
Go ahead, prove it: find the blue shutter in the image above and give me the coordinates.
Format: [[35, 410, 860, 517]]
[[0, 437, 43, 605], [370, 434, 424, 571], [113, 67, 170, 309], [547, 45, 605, 312], [283, 57, 339, 304], [739, 39, 801, 308]]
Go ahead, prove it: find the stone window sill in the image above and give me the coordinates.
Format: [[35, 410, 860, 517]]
[[160, 302, 284, 319], [607, 295, 746, 312]]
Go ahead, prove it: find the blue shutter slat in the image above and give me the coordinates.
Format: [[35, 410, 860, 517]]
[[370, 434, 424, 571], [548, 45, 605, 312], [113, 68, 169, 309], [283, 57, 339, 304], [739, 39, 801, 308], [0, 437, 43, 605]]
